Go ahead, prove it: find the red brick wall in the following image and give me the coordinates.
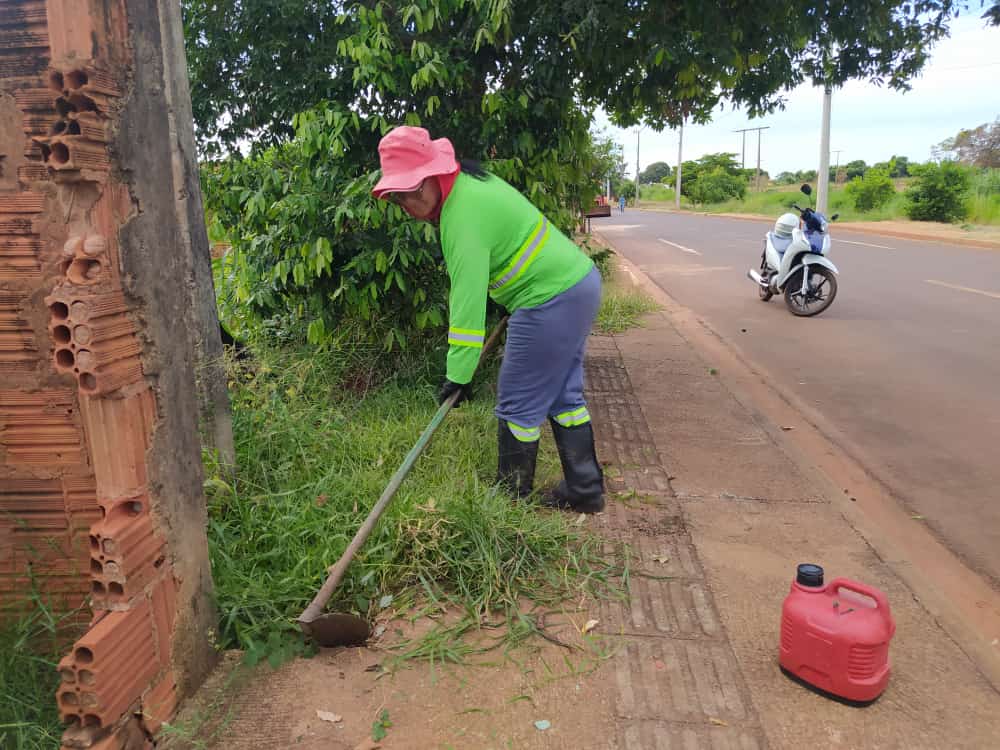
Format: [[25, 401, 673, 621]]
[[2, 3, 192, 747]]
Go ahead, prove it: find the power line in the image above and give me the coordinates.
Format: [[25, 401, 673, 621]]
[[934, 60, 1000, 71], [733, 126, 770, 190]]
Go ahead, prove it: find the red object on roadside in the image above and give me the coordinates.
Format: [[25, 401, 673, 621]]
[[779, 564, 896, 704]]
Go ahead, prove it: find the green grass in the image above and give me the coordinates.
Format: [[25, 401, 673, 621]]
[[204, 334, 617, 666], [596, 287, 660, 333], [969, 169, 1000, 225], [695, 186, 908, 222], [638, 170, 1000, 226], [0, 595, 83, 750], [637, 183, 678, 203]]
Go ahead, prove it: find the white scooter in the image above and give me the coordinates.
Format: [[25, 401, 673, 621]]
[[747, 184, 839, 317]]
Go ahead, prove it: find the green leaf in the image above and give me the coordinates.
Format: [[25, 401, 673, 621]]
[[307, 318, 326, 343]]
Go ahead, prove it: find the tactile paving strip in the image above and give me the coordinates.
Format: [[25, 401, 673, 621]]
[[584, 337, 768, 748]]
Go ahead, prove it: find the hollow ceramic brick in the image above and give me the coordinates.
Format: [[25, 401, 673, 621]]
[[0, 191, 46, 214], [14, 86, 55, 111], [18, 163, 48, 183], [0, 192, 44, 288], [0, 291, 39, 373], [72, 316, 135, 347], [45, 137, 109, 172], [78, 360, 145, 397], [63, 68, 120, 98], [75, 336, 141, 371], [64, 257, 107, 286], [0, 389, 85, 465], [149, 573, 178, 666], [67, 600, 153, 670], [77, 388, 155, 497], [70, 654, 159, 727], [0, 236, 44, 279], [139, 673, 177, 735], [49, 291, 128, 324], [55, 111, 107, 143]]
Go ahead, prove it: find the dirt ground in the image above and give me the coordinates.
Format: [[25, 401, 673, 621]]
[[168, 263, 1000, 749]]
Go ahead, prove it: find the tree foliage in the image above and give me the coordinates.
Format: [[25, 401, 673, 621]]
[[183, 0, 351, 154], [184, 0, 964, 150], [872, 155, 910, 177], [589, 129, 628, 195], [564, 0, 958, 129], [199, 2, 617, 344], [904, 161, 972, 222], [678, 153, 749, 202], [186, 0, 974, 340], [639, 161, 672, 184], [687, 169, 748, 204], [844, 167, 896, 211], [776, 169, 818, 185], [934, 119, 1000, 168]]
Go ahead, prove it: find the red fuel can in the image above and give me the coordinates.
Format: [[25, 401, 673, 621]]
[[779, 564, 896, 704]]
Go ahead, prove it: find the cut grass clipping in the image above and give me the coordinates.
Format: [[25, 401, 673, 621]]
[[596, 287, 659, 334], [205, 339, 618, 667]]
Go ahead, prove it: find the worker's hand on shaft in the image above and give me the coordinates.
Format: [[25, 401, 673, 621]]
[[438, 379, 472, 407]]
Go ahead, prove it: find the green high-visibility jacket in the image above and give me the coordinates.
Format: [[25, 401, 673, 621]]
[[439, 172, 594, 384]]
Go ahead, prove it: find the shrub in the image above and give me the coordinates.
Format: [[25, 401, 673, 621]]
[[688, 168, 747, 204], [904, 161, 972, 223], [844, 168, 895, 212]]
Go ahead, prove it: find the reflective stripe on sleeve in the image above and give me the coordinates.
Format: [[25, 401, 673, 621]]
[[506, 421, 542, 443], [553, 406, 590, 427], [489, 216, 550, 291], [448, 327, 485, 348]]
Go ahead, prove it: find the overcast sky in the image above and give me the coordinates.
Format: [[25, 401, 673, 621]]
[[597, 14, 999, 179]]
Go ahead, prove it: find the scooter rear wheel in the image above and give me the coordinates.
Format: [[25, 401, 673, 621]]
[[758, 253, 773, 301]]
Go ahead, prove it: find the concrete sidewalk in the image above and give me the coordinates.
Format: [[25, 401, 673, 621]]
[[607, 263, 1000, 748]]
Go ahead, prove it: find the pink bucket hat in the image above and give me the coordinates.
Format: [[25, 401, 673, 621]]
[[372, 126, 459, 198]]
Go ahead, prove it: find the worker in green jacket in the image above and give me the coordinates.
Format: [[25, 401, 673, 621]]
[[373, 126, 604, 513]]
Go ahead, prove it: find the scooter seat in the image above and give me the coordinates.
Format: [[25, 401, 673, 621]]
[[768, 232, 793, 255]]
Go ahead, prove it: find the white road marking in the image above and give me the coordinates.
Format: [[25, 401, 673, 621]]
[[599, 224, 643, 231], [837, 238, 894, 249], [647, 264, 732, 276], [658, 238, 702, 256], [925, 279, 1000, 300]]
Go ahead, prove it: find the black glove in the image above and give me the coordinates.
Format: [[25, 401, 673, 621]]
[[438, 379, 472, 406]]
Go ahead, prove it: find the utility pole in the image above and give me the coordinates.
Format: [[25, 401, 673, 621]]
[[756, 129, 763, 191], [817, 86, 832, 213], [832, 149, 843, 184], [635, 128, 641, 207], [734, 126, 770, 191], [675, 121, 683, 210]]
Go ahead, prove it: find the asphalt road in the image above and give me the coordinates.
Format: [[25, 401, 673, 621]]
[[598, 210, 1000, 588]]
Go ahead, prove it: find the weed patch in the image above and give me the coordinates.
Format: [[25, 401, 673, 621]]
[[205, 338, 616, 666], [0, 594, 83, 750], [596, 288, 659, 334]]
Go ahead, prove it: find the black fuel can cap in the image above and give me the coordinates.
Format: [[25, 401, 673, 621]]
[[796, 563, 825, 587]]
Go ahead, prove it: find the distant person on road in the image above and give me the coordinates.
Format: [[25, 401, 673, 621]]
[[618, 195, 626, 213], [372, 125, 605, 514]]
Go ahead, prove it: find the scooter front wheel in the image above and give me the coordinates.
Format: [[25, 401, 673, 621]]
[[784, 266, 837, 317]]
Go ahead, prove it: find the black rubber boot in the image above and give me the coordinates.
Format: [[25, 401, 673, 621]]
[[545, 420, 605, 513], [497, 419, 539, 499]]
